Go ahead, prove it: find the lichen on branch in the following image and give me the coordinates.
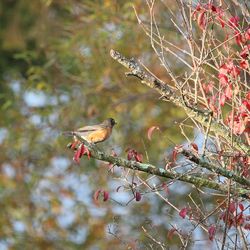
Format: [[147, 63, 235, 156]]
[[72, 135, 250, 199], [110, 49, 249, 155]]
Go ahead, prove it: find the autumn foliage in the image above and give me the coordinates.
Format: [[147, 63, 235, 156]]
[[1, 0, 250, 249], [66, 1, 250, 248]]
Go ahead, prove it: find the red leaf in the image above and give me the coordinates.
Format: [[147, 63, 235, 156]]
[[172, 151, 178, 162], [219, 93, 226, 106], [94, 189, 109, 202], [208, 225, 216, 241], [79, 144, 85, 157], [192, 4, 201, 20], [218, 74, 228, 86], [230, 66, 240, 78], [228, 16, 239, 29], [70, 141, 78, 150], [167, 228, 177, 240], [197, 10, 207, 30], [218, 16, 225, 28], [85, 146, 91, 160], [245, 28, 250, 40], [242, 100, 250, 111], [219, 64, 229, 75], [237, 213, 245, 225], [215, 8, 225, 28], [126, 148, 143, 162], [179, 207, 188, 219], [126, 149, 134, 160], [103, 191, 109, 202], [190, 143, 198, 152], [147, 126, 160, 140], [240, 60, 249, 70], [93, 189, 102, 202], [235, 31, 244, 45], [239, 203, 244, 211], [72, 143, 91, 161], [135, 152, 143, 163], [240, 45, 250, 59], [135, 191, 142, 202], [225, 85, 233, 100], [73, 148, 81, 164], [210, 5, 216, 12], [202, 82, 213, 93], [229, 202, 236, 214]]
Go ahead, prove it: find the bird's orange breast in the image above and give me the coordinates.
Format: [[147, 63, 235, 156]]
[[85, 127, 112, 143]]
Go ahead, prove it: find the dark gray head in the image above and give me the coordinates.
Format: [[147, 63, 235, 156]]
[[103, 118, 117, 128]]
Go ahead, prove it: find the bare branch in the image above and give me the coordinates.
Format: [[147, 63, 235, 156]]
[[110, 49, 249, 155], [179, 148, 250, 188]]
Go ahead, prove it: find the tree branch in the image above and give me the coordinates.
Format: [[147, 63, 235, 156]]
[[110, 49, 249, 155], [73, 135, 250, 199], [179, 148, 250, 187]]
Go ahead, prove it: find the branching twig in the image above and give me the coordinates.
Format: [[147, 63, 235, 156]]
[[179, 148, 250, 188], [110, 49, 249, 155]]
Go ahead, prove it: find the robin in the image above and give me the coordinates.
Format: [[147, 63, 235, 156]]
[[63, 118, 117, 149]]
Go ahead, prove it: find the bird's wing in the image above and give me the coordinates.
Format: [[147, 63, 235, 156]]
[[77, 124, 102, 132]]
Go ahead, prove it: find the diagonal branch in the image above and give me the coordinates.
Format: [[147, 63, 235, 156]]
[[179, 148, 250, 188], [110, 49, 249, 155], [73, 135, 250, 199]]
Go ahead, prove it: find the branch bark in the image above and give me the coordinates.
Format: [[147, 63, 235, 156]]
[[110, 49, 249, 155], [179, 148, 250, 188], [73, 135, 250, 199]]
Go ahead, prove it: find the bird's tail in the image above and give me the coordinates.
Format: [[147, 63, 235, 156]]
[[62, 131, 75, 137]]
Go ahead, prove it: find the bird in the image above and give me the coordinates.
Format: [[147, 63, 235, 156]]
[[63, 118, 117, 149]]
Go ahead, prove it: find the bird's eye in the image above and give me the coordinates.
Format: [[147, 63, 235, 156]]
[[111, 118, 116, 125]]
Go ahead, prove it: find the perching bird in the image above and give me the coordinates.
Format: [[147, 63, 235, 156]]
[[63, 118, 116, 149]]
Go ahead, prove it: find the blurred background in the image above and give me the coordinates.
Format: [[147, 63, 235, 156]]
[[0, 0, 203, 249]]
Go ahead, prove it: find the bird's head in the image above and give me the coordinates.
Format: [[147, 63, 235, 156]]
[[105, 118, 117, 128]]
